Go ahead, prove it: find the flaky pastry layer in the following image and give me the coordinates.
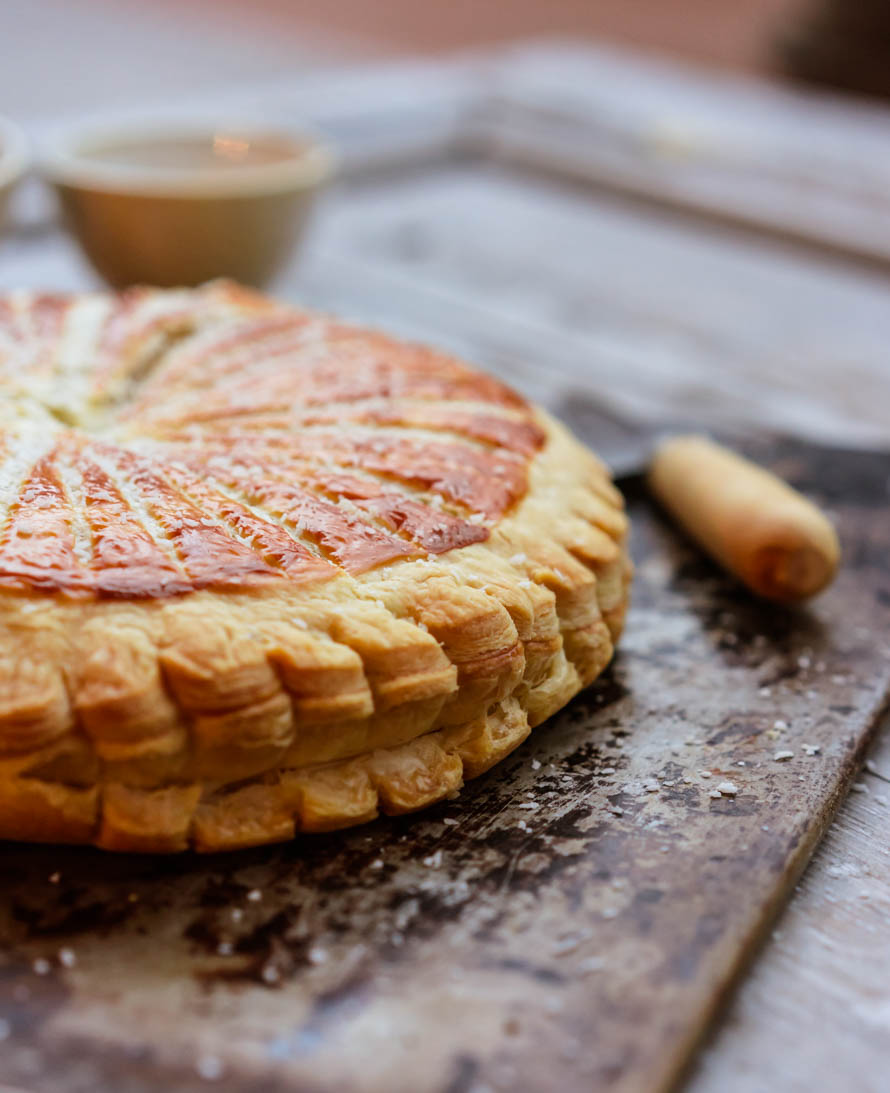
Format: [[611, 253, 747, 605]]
[[0, 284, 630, 851]]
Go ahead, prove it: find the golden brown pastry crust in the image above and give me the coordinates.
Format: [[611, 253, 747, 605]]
[[0, 282, 631, 851]]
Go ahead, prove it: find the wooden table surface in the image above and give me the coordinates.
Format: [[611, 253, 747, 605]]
[[1, 27, 889, 1092]]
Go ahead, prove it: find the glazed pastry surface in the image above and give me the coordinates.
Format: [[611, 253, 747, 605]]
[[0, 282, 631, 851]]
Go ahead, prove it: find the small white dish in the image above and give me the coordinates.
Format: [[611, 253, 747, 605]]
[[42, 120, 334, 288]]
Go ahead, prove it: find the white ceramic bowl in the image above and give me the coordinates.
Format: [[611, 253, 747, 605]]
[[42, 121, 334, 288]]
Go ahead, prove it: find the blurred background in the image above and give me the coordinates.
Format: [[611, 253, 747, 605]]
[[3, 0, 890, 118]]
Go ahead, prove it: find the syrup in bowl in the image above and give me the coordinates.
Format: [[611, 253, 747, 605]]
[[77, 132, 308, 173]]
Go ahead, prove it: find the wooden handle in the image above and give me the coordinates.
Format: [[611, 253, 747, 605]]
[[647, 435, 840, 602]]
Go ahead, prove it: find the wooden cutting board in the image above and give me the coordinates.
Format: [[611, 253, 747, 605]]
[[0, 437, 886, 1093]]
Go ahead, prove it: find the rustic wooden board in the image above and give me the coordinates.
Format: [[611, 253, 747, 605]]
[[0, 438, 887, 1093], [689, 690, 890, 1093], [480, 43, 890, 273]]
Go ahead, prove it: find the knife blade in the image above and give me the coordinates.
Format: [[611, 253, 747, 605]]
[[552, 391, 711, 480]]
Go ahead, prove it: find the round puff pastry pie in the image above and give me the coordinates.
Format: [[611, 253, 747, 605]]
[[0, 282, 631, 852]]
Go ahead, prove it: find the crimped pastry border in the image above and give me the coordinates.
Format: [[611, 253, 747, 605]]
[[0, 411, 630, 851]]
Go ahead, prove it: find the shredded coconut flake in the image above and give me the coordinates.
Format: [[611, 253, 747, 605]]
[[196, 1054, 225, 1081], [57, 947, 76, 968], [578, 956, 605, 974]]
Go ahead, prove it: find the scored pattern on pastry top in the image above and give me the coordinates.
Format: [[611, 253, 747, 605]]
[[0, 282, 632, 853], [0, 282, 545, 596]]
